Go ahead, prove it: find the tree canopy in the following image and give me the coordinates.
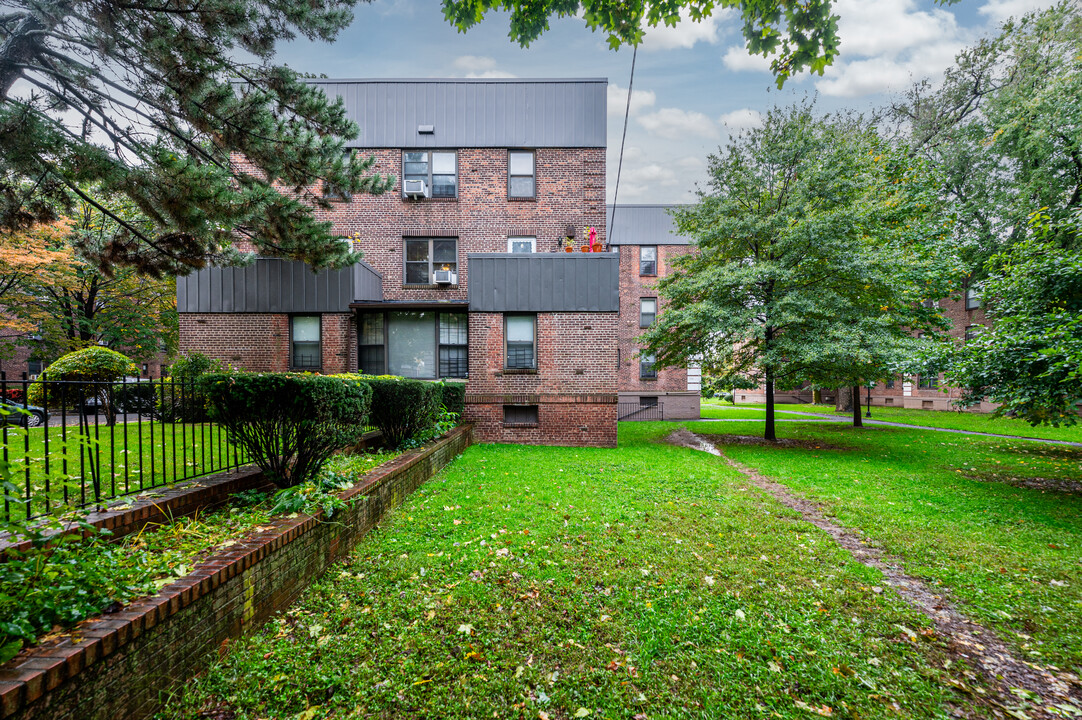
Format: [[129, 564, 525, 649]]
[[442, 1, 962, 87], [2, 194, 178, 363], [640, 105, 955, 439], [0, 0, 394, 276]]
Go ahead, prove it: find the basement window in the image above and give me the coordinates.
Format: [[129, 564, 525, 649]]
[[503, 405, 539, 427]]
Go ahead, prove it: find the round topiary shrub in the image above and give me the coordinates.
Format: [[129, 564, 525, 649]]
[[201, 373, 372, 489], [367, 377, 442, 448], [27, 348, 138, 417], [158, 352, 228, 422]]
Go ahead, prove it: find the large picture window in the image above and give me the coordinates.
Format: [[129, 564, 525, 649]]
[[357, 311, 467, 379], [508, 151, 535, 199], [404, 238, 457, 285], [403, 150, 457, 198], [505, 315, 536, 369], [291, 316, 321, 370]]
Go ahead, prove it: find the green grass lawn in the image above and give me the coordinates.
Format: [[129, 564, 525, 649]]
[[688, 418, 1082, 676], [722, 402, 1082, 443], [1, 421, 245, 517], [161, 424, 1012, 720]]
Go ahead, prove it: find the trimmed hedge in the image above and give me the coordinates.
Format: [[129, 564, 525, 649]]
[[367, 377, 442, 448], [201, 373, 372, 489], [439, 381, 466, 416]]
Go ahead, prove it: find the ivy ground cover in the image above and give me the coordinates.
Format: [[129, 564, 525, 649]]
[[156, 423, 1059, 719]]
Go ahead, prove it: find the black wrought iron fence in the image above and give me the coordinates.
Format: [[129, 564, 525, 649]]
[[618, 402, 665, 421], [0, 372, 249, 522]]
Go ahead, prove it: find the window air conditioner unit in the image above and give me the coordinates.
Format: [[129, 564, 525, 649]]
[[433, 269, 456, 285], [403, 179, 429, 198]]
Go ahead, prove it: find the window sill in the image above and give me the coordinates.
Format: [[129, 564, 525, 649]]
[[402, 196, 458, 202], [639, 274, 657, 278], [639, 377, 658, 382], [501, 368, 538, 375], [503, 422, 539, 429], [508, 196, 537, 202], [401, 284, 460, 290]]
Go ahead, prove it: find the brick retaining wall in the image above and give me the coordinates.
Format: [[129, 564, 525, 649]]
[[0, 424, 472, 720]]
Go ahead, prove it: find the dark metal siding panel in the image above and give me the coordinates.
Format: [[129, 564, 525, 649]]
[[307, 79, 607, 148], [466, 254, 618, 312]]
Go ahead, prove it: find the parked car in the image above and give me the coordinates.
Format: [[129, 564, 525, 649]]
[[0, 401, 48, 427]]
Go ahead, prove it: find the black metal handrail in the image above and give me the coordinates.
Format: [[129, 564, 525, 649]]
[[618, 402, 664, 421], [0, 372, 248, 522]]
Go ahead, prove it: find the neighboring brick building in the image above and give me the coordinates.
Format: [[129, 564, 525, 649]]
[[607, 205, 701, 420], [178, 79, 618, 447], [730, 288, 995, 409]]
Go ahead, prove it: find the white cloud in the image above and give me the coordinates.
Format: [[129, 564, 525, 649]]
[[719, 108, 764, 131], [451, 56, 517, 78], [721, 45, 775, 73], [638, 107, 718, 139], [675, 156, 705, 171], [979, 0, 1058, 24], [607, 83, 657, 117], [811, 0, 972, 97], [641, 7, 733, 50]]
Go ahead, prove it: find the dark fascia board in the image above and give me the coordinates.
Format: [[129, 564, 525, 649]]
[[466, 252, 619, 313], [349, 301, 469, 311]]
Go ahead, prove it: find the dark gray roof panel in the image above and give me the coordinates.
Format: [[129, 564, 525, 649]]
[[177, 259, 383, 313], [467, 254, 618, 312], [303, 79, 607, 149], [606, 204, 693, 246]]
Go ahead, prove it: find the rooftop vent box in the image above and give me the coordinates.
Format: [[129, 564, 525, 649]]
[[417, 124, 435, 134], [403, 179, 429, 198]]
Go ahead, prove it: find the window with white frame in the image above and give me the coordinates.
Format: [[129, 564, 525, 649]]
[[505, 315, 536, 369], [508, 236, 535, 253], [291, 316, 321, 370], [965, 287, 981, 310], [403, 150, 457, 198], [640, 246, 657, 275], [640, 298, 657, 327], [508, 151, 535, 199], [404, 238, 457, 284]]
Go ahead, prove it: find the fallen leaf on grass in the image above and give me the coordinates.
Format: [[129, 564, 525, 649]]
[[574, 708, 591, 717]]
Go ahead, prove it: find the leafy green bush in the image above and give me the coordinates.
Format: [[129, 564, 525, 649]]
[[26, 347, 137, 410], [159, 352, 228, 422], [366, 376, 442, 448], [0, 534, 150, 664], [201, 373, 372, 489], [438, 380, 466, 416]]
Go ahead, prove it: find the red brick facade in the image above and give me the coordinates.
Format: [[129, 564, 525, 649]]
[[463, 312, 618, 447], [183, 143, 616, 446], [616, 244, 700, 419]]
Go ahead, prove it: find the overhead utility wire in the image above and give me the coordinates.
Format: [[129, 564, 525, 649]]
[[609, 43, 637, 247]]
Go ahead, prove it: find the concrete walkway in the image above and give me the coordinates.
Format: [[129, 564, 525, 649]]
[[696, 407, 1082, 448]]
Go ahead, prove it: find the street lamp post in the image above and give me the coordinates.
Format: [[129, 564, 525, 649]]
[[866, 384, 873, 418]]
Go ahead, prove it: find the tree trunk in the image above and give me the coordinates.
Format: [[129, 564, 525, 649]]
[[852, 384, 862, 427], [812, 388, 822, 404], [765, 369, 776, 441], [835, 386, 853, 412], [0, 16, 46, 98]]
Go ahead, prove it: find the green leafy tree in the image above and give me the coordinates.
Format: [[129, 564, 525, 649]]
[[892, 2, 1082, 267], [442, 0, 847, 87], [948, 211, 1082, 425], [7, 195, 178, 361], [640, 105, 955, 440], [0, 0, 394, 275]]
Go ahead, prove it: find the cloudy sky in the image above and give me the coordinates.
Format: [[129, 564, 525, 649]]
[[276, 0, 1056, 204]]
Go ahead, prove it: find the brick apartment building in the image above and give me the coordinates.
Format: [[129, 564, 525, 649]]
[[729, 290, 993, 410], [606, 204, 700, 420], [177, 78, 622, 446]]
